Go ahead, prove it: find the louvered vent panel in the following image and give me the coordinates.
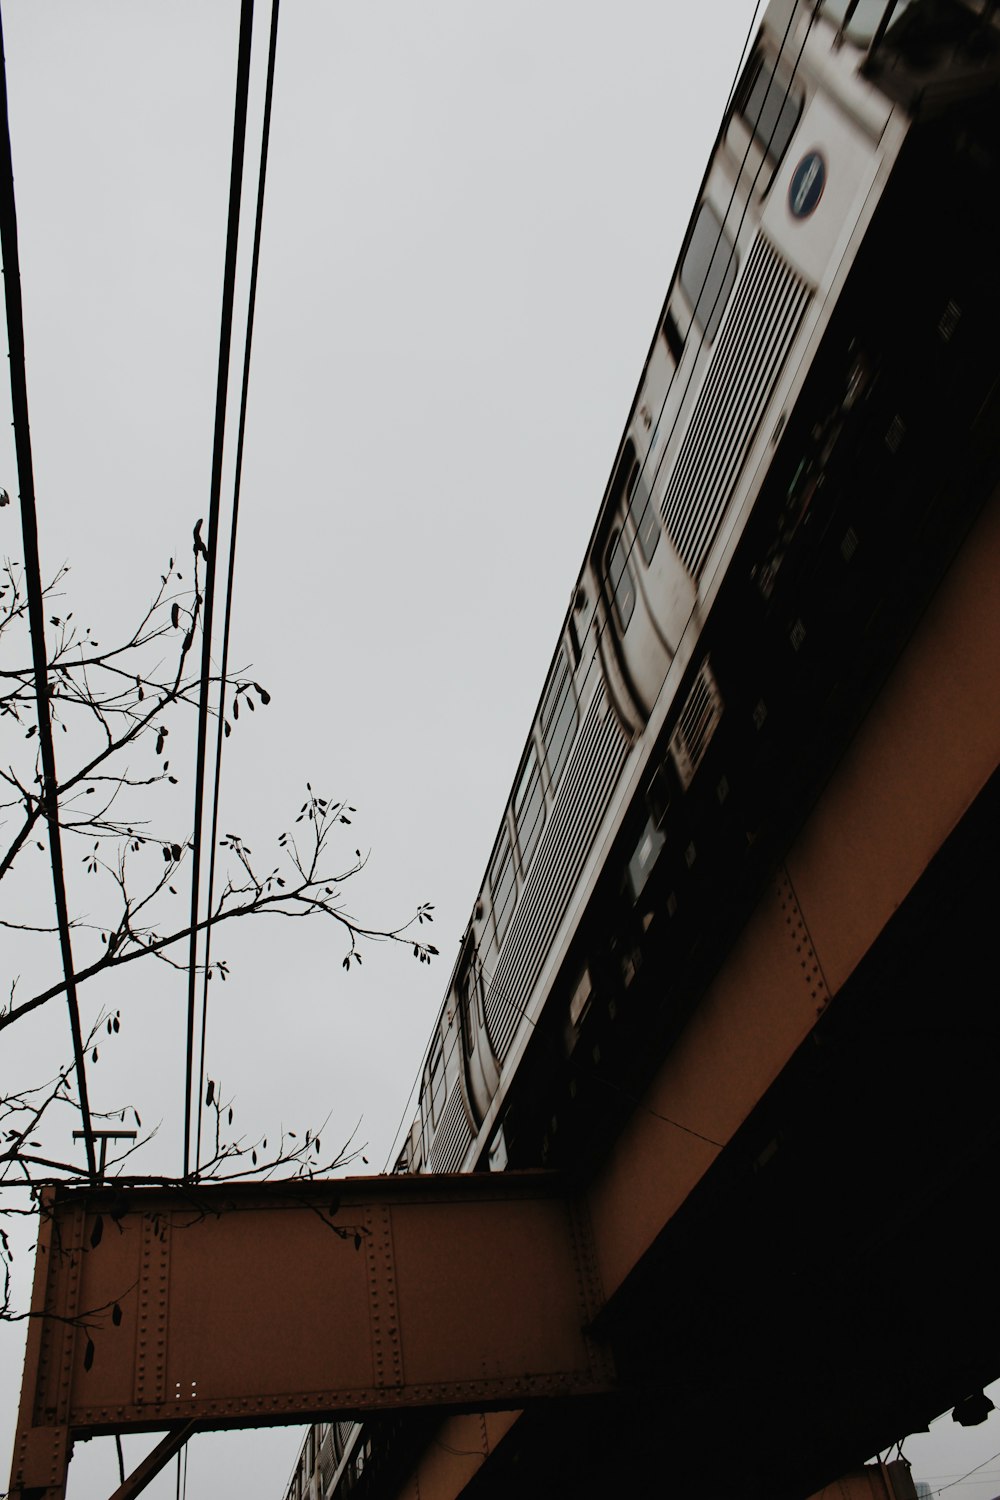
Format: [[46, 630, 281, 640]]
[[669, 657, 723, 790], [661, 234, 809, 579], [430, 1085, 473, 1173], [484, 685, 628, 1062], [318, 1431, 336, 1493]]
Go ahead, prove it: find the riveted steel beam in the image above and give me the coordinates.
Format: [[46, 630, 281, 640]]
[[8, 1172, 611, 1499], [587, 477, 1000, 1303], [810, 1462, 917, 1500], [375, 484, 1000, 1500]]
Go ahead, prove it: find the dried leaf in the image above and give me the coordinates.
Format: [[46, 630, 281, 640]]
[[83, 1338, 95, 1372]]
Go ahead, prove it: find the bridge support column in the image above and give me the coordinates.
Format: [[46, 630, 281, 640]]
[[809, 1462, 917, 1500], [388, 1412, 521, 1500]]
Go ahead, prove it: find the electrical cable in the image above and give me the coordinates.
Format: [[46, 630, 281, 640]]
[[933, 1451, 1000, 1497], [182, 0, 256, 1183], [0, 2, 98, 1183], [194, 0, 282, 1180]]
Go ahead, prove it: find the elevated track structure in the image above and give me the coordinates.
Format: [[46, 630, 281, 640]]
[[10, 2, 1000, 1496], [11, 478, 1000, 1496]]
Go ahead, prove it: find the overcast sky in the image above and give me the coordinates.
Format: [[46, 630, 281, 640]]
[[2, 4, 998, 1497]]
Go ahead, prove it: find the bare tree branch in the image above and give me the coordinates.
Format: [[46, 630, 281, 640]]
[[0, 528, 435, 1318]]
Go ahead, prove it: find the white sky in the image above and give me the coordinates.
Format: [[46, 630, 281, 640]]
[[1, 3, 998, 1496]]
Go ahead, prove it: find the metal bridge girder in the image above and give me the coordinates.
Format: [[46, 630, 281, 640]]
[[9, 1173, 610, 1499]]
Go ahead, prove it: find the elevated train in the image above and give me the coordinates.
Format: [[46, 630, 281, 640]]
[[286, 0, 1000, 1495]]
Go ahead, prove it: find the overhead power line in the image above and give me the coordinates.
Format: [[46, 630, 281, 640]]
[[0, 5, 98, 1183], [182, 0, 256, 1183], [196, 0, 282, 1179]]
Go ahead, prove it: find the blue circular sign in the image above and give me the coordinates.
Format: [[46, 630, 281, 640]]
[[789, 151, 826, 219]]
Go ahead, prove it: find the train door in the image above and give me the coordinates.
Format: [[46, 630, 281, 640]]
[[456, 938, 500, 1126], [595, 441, 693, 722]]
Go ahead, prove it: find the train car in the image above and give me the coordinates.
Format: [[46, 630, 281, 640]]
[[282, 1422, 365, 1500], [289, 0, 1000, 1493]]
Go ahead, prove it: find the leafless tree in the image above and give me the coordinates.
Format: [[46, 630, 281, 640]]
[[0, 522, 437, 1318]]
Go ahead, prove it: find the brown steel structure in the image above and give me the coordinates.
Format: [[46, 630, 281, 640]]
[[378, 483, 1000, 1500], [811, 1466, 917, 1500], [384, 1435, 918, 1500], [9, 1173, 610, 1497], [10, 494, 1000, 1499]]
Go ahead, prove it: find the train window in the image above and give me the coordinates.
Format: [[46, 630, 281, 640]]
[[541, 648, 578, 790], [661, 306, 685, 364], [488, 1124, 508, 1172], [738, 55, 801, 164], [627, 814, 666, 901], [490, 829, 517, 945], [419, 1073, 432, 1148], [429, 1033, 446, 1123], [574, 582, 595, 645], [569, 963, 593, 1028], [627, 460, 659, 564], [681, 202, 737, 342], [458, 952, 484, 1057], [567, 612, 582, 667], [606, 529, 636, 630], [514, 745, 545, 871]]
